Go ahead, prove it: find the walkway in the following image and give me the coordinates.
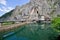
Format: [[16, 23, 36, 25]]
[[0, 22, 31, 32]]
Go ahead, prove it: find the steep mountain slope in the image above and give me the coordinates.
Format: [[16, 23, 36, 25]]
[[0, 0, 60, 22], [0, 10, 14, 22]]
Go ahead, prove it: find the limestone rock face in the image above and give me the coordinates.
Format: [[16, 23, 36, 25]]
[[0, 0, 60, 22]]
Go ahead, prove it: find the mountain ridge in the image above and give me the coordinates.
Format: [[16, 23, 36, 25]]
[[0, 0, 60, 22]]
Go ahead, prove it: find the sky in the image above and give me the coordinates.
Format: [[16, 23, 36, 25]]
[[0, 0, 30, 16]]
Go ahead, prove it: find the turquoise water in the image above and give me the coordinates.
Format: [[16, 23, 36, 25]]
[[2, 23, 58, 40]]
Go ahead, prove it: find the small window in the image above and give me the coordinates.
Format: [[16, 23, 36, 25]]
[[37, 11, 38, 13]]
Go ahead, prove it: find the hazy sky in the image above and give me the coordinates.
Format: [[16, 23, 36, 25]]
[[0, 0, 30, 16]]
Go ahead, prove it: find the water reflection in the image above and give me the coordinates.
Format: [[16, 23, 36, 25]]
[[3, 23, 57, 40]]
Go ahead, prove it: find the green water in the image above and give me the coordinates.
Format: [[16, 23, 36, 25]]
[[2, 23, 58, 40]]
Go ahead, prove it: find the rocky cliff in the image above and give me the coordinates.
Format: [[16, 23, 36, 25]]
[[0, 0, 60, 22]]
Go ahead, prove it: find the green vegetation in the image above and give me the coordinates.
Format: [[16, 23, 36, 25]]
[[2, 21, 15, 25], [0, 10, 13, 19], [51, 17, 60, 32], [47, 0, 60, 32], [4, 23, 58, 40]]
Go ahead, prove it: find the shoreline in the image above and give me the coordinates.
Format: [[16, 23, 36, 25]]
[[0, 22, 30, 32]]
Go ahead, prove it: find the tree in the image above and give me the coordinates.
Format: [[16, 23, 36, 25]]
[[51, 17, 60, 32], [47, 0, 60, 32]]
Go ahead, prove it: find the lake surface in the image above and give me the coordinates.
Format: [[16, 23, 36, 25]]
[[2, 23, 58, 40]]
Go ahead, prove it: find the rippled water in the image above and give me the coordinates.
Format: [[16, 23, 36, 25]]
[[2, 23, 58, 40]]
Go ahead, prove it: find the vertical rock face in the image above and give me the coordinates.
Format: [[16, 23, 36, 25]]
[[0, 0, 60, 22]]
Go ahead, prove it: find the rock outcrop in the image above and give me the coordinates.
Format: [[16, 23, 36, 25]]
[[0, 0, 60, 22]]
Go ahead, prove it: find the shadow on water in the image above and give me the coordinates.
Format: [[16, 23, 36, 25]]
[[1, 22, 59, 40]]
